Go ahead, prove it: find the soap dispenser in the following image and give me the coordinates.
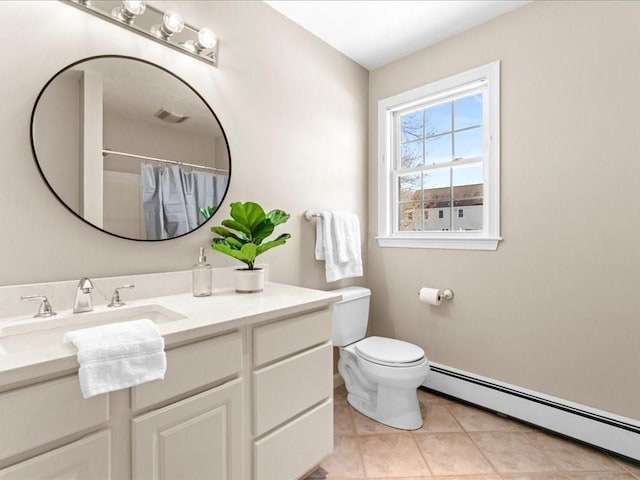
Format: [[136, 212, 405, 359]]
[[193, 247, 212, 297]]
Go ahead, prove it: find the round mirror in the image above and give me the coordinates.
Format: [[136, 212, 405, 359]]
[[31, 55, 231, 241]]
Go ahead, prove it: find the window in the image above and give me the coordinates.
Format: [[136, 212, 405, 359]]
[[377, 62, 501, 250]]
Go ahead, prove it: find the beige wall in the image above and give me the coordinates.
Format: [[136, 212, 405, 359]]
[[31, 70, 82, 212], [0, 1, 368, 289], [368, 1, 640, 419]]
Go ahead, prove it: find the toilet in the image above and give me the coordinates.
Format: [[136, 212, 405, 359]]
[[331, 286, 429, 430]]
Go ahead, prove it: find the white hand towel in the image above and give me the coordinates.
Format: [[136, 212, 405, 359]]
[[315, 211, 332, 261], [331, 212, 361, 264], [64, 319, 166, 399], [314, 211, 363, 282]]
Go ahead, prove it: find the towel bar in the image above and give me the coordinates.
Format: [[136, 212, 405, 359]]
[[303, 210, 321, 221]]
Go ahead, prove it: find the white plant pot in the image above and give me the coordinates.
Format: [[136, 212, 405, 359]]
[[235, 268, 265, 293]]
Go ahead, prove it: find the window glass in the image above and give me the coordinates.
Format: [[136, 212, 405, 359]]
[[399, 174, 421, 201], [454, 94, 483, 130], [426, 102, 452, 136], [453, 163, 483, 231], [454, 128, 483, 160], [399, 202, 422, 231], [401, 141, 423, 168], [401, 110, 423, 142], [397, 93, 484, 231], [425, 134, 453, 165]]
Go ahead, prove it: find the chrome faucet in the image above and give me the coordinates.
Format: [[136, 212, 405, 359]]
[[73, 277, 95, 313], [20, 295, 57, 318]]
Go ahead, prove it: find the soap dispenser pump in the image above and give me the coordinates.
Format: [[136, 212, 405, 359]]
[[193, 247, 212, 297]]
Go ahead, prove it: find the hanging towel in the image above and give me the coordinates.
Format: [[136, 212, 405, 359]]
[[315, 211, 363, 282], [63, 319, 166, 399]]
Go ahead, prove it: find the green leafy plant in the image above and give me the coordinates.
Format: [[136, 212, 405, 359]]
[[199, 206, 217, 221], [210, 201, 291, 270]]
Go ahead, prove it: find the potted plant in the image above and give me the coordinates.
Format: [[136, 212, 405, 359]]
[[210, 201, 291, 292]]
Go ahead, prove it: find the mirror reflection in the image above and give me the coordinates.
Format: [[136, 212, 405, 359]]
[[31, 55, 230, 241]]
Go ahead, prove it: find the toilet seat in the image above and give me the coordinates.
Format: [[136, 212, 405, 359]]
[[355, 336, 425, 367]]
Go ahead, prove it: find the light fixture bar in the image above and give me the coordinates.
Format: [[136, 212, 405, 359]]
[[63, 0, 218, 67]]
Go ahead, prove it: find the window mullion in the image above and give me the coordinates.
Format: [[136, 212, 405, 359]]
[[394, 156, 482, 176], [450, 98, 455, 231]]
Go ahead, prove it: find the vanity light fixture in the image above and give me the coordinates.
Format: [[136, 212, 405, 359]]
[[65, 0, 219, 66]]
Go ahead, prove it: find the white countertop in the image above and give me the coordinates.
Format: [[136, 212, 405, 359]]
[[0, 282, 341, 390]]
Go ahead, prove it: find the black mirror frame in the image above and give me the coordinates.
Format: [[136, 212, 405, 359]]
[[30, 54, 232, 242]]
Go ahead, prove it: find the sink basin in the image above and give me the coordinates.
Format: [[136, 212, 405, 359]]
[[0, 304, 186, 355]]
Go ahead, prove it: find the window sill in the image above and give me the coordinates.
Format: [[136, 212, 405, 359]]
[[376, 235, 502, 251]]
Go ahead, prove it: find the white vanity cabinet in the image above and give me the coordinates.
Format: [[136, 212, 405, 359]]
[[131, 331, 244, 480], [0, 292, 337, 480], [251, 309, 334, 480]]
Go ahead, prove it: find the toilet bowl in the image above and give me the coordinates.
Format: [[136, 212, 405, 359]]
[[330, 287, 429, 430]]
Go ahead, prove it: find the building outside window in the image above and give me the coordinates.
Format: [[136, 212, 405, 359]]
[[377, 62, 501, 250]]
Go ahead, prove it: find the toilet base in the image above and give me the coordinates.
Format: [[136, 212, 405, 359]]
[[338, 345, 428, 431], [347, 384, 424, 430]]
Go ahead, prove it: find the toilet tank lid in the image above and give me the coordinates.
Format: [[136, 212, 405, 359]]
[[330, 286, 371, 303]]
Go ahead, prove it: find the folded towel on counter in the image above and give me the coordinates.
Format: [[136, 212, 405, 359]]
[[63, 319, 166, 399], [315, 211, 363, 283]]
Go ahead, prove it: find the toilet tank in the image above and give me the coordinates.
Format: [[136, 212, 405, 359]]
[[330, 287, 371, 346]]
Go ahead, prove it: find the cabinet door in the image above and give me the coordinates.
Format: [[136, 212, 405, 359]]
[[0, 430, 110, 479], [133, 379, 242, 480]]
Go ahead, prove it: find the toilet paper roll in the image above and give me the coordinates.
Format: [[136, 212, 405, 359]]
[[419, 287, 441, 306]]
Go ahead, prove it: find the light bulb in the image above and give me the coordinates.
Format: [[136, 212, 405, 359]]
[[111, 0, 146, 24], [123, 0, 145, 16], [197, 28, 217, 49], [163, 11, 184, 34], [151, 10, 184, 39], [184, 27, 218, 54]]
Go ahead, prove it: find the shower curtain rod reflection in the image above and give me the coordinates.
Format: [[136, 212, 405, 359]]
[[102, 148, 229, 174]]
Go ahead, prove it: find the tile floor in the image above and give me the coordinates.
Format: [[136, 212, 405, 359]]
[[307, 386, 640, 480]]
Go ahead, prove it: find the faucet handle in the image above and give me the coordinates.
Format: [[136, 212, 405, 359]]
[[107, 284, 135, 308], [20, 295, 57, 318]]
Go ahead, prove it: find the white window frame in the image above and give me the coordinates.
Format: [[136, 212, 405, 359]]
[[377, 61, 501, 250]]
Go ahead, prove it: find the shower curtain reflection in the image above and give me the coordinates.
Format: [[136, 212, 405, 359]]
[[141, 162, 227, 240]]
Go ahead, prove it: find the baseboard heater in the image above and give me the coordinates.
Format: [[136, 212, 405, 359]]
[[423, 362, 640, 462]]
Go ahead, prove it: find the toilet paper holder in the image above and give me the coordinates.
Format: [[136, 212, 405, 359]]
[[418, 288, 455, 301]]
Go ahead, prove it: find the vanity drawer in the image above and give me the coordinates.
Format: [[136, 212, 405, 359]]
[[0, 430, 111, 479], [253, 343, 332, 436], [0, 376, 109, 462], [253, 308, 331, 367], [254, 398, 333, 480], [132, 331, 242, 411]]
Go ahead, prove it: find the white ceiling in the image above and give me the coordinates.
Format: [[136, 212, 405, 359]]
[[264, 0, 529, 70]]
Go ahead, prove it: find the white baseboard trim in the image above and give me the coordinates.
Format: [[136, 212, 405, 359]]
[[333, 373, 344, 389], [423, 362, 640, 462]]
